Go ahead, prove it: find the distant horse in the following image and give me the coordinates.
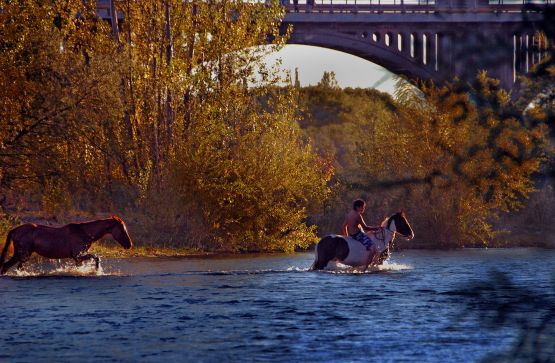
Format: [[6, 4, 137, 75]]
[[311, 211, 414, 271], [0, 216, 133, 275]]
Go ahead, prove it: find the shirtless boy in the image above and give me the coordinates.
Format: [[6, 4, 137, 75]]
[[342, 199, 380, 250]]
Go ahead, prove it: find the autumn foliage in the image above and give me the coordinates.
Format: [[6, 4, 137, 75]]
[[0, 0, 330, 252]]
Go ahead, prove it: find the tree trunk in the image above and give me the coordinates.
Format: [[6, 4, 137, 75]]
[[110, 0, 120, 43], [183, 3, 198, 132], [152, 56, 161, 193], [122, 0, 141, 179], [164, 0, 173, 149]]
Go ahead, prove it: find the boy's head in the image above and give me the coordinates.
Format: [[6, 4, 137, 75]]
[[353, 199, 365, 212]]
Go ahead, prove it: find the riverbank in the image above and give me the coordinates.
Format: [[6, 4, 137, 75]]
[[89, 243, 215, 258], [89, 242, 555, 259], [1, 212, 553, 259]]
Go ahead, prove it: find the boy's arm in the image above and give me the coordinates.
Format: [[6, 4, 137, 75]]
[[341, 220, 348, 236], [360, 216, 380, 232]]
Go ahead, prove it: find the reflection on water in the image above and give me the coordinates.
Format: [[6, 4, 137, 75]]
[[0, 249, 554, 362]]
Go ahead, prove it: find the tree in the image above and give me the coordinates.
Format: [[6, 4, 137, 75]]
[[317, 71, 340, 89], [112, 0, 330, 251], [355, 75, 548, 246], [294, 67, 301, 89], [0, 0, 124, 214]]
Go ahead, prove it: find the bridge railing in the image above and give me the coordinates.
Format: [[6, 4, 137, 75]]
[[283, 0, 436, 13], [281, 0, 553, 13]]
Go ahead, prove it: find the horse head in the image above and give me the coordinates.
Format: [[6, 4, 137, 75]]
[[111, 216, 133, 249], [387, 210, 414, 240]]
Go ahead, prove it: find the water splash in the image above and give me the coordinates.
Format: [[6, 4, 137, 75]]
[[286, 266, 310, 272], [317, 260, 412, 274], [8, 260, 120, 277], [3, 259, 409, 277], [377, 260, 412, 271], [183, 262, 411, 276]]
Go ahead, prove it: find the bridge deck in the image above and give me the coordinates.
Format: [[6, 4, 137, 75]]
[[282, 0, 553, 14]]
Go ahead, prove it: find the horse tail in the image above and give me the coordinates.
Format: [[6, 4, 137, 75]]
[[0, 230, 13, 269], [309, 242, 319, 271]]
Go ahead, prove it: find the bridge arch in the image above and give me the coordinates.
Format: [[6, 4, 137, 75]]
[[285, 25, 441, 84]]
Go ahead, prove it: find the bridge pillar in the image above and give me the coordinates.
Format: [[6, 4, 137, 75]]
[[397, 33, 407, 54], [422, 32, 435, 70]]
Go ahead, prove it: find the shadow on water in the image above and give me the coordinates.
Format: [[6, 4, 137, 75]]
[[451, 271, 555, 362]]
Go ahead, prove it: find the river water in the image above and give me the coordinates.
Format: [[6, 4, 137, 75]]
[[0, 248, 553, 362]]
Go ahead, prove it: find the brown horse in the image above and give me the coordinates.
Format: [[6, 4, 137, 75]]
[[0, 216, 133, 275]]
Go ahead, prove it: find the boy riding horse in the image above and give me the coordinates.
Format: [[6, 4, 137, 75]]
[[342, 199, 380, 250]]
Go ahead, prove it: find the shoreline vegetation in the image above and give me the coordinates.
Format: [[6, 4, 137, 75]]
[[83, 243, 555, 259], [1, 1, 554, 253]]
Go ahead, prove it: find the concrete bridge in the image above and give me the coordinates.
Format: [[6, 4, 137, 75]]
[[96, 0, 554, 89], [281, 0, 554, 88]]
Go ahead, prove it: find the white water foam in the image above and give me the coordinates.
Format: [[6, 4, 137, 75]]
[[318, 260, 412, 274], [286, 266, 310, 272], [204, 262, 413, 275], [8, 260, 120, 277], [4, 260, 409, 277], [377, 260, 412, 271]]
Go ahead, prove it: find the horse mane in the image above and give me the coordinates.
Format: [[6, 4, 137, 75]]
[[381, 213, 400, 229], [112, 215, 124, 223]]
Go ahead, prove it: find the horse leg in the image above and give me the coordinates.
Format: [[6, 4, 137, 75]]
[[1, 256, 20, 275], [1, 245, 30, 275], [17, 249, 32, 270], [365, 247, 382, 272], [313, 252, 330, 270], [313, 238, 335, 270], [313, 237, 349, 270], [362, 257, 373, 272]]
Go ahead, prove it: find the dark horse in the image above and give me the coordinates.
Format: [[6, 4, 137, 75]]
[[311, 211, 414, 271], [0, 216, 133, 275]]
